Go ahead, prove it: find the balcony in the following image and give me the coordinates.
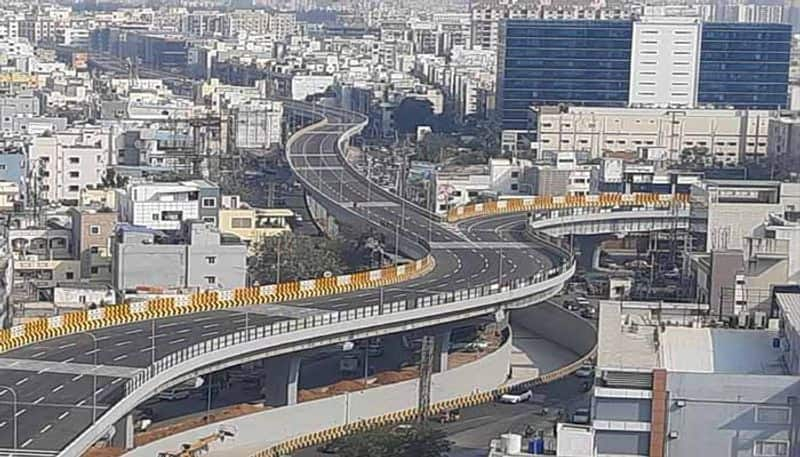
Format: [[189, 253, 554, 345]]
[[745, 236, 789, 260]]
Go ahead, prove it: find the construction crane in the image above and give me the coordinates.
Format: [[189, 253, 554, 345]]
[[157, 426, 236, 457]]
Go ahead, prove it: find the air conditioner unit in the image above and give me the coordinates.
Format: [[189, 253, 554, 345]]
[[668, 431, 679, 439], [675, 400, 686, 408]]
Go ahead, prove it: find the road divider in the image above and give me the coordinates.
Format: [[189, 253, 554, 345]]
[[0, 256, 435, 353], [447, 192, 690, 222]]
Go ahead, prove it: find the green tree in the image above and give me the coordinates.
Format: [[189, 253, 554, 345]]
[[336, 424, 451, 457], [248, 233, 347, 284]]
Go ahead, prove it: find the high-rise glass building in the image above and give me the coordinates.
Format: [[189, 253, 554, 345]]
[[499, 20, 633, 132], [498, 19, 791, 154], [697, 23, 791, 110]]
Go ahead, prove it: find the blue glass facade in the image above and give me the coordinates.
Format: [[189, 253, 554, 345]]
[[697, 23, 791, 109], [499, 20, 633, 131]]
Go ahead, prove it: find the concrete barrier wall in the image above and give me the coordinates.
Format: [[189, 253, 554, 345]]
[[123, 331, 512, 457], [511, 302, 596, 359]]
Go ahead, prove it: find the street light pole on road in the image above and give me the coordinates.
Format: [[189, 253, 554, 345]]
[[0, 385, 18, 452]]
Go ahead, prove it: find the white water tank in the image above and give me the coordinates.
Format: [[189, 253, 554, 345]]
[[500, 433, 522, 454]]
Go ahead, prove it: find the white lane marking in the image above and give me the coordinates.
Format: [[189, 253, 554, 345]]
[[62, 357, 74, 364], [169, 338, 186, 345], [21, 438, 32, 448], [15, 408, 26, 417], [95, 387, 104, 395], [115, 341, 131, 347], [177, 328, 192, 334], [95, 336, 111, 341], [77, 400, 86, 407], [202, 323, 219, 329], [158, 322, 179, 328], [113, 354, 128, 362], [16, 377, 29, 386], [125, 329, 143, 335], [84, 349, 100, 356], [0, 421, 5, 428], [33, 396, 45, 405], [32, 351, 46, 358], [139, 346, 153, 353], [40, 424, 52, 434], [58, 343, 76, 349], [58, 411, 70, 420], [111, 378, 123, 385], [71, 374, 83, 382], [201, 331, 218, 337], [52, 385, 64, 393]]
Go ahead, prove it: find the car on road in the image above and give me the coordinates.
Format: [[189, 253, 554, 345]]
[[158, 389, 191, 401], [498, 390, 533, 404], [572, 408, 591, 425], [574, 365, 594, 378]]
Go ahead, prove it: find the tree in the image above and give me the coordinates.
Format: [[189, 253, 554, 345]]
[[336, 424, 451, 457], [248, 233, 347, 284]]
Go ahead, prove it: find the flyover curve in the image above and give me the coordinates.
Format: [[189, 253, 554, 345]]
[[0, 102, 575, 457]]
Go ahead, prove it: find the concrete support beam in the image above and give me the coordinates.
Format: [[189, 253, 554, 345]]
[[262, 356, 301, 407], [111, 414, 134, 450], [433, 329, 451, 373]]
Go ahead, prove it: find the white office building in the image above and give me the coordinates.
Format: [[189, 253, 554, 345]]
[[629, 17, 701, 108], [117, 180, 221, 231]]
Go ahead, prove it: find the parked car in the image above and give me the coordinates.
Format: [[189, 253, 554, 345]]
[[499, 390, 533, 404], [158, 389, 191, 401], [574, 365, 594, 378], [572, 408, 591, 424]]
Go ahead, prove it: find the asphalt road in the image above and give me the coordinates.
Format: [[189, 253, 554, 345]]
[[294, 376, 591, 457], [0, 105, 569, 453]]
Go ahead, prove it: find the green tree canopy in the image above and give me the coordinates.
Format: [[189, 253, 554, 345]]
[[335, 424, 451, 457], [248, 233, 347, 284]]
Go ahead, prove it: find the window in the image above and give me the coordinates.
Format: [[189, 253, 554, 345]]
[[161, 211, 183, 221], [755, 406, 791, 425], [90, 266, 99, 274], [90, 246, 99, 254], [152, 214, 160, 221], [205, 275, 217, 285], [202, 216, 216, 224], [511, 171, 519, 178], [205, 256, 217, 265], [467, 191, 478, 198], [0, 164, 6, 170], [68, 185, 79, 192], [754, 440, 788, 456], [69, 171, 79, 178], [201, 197, 217, 208], [65, 272, 74, 280], [510, 184, 518, 191], [231, 217, 252, 229], [68, 157, 80, 164], [89, 225, 100, 235]]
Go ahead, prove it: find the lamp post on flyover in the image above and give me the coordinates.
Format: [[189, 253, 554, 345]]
[[81, 333, 100, 425], [0, 385, 18, 452]]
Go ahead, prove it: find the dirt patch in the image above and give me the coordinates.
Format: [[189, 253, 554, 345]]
[[83, 446, 125, 457], [134, 404, 266, 447]]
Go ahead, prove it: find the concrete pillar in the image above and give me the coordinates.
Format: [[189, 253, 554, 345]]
[[111, 414, 134, 450], [433, 329, 451, 373], [262, 356, 301, 407]]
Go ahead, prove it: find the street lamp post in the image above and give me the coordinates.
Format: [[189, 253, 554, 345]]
[[83, 333, 99, 424], [0, 385, 18, 452]]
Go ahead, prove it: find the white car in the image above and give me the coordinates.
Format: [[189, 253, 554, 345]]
[[574, 366, 594, 378], [158, 389, 191, 401], [499, 390, 533, 404]]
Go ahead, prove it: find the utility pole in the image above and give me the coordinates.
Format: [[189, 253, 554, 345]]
[[417, 335, 435, 421]]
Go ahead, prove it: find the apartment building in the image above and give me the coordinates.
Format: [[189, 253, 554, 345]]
[[579, 299, 800, 457], [28, 127, 111, 203], [69, 207, 117, 282], [112, 220, 247, 294], [233, 99, 284, 149], [535, 106, 774, 165], [117, 180, 221, 231]]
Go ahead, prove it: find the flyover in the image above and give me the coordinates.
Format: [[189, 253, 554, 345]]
[[0, 102, 573, 457], [0, 101, 691, 457]]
